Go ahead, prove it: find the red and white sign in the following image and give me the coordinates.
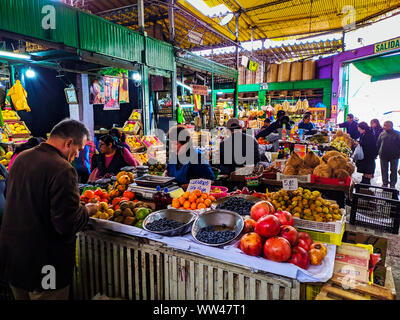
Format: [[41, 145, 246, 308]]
[[191, 84, 209, 96]]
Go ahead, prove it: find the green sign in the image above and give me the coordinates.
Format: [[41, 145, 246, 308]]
[[374, 37, 400, 54], [248, 60, 259, 72]]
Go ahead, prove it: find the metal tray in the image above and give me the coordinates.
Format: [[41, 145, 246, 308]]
[[191, 209, 244, 247], [212, 194, 261, 207], [134, 174, 176, 187], [143, 209, 196, 236]]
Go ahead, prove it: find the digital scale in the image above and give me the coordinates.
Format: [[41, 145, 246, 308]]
[[129, 175, 180, 200]]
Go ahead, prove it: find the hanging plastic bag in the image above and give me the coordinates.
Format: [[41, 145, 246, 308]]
[[7, 80, 31, 112], [352, 144, 364, 162]]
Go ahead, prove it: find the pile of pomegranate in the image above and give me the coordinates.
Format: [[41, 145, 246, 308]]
[[239, 201, 324, 270]]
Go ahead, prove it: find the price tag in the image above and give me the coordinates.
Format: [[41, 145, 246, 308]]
[[282, 178, 298, 191], [187, 179, 212, 194]]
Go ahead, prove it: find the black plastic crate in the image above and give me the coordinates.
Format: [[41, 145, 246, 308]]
[[350, 184, 400, 234]]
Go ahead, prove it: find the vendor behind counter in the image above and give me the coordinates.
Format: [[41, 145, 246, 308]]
[[218, 118, 261, 175], [298, 114, 316, 135], [166, 125, 215, 185]]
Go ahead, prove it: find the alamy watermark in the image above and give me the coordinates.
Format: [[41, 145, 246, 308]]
[[41, 265, 56, 290], [41, 5, 56, 30]]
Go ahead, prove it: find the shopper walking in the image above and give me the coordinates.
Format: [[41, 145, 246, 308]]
[[370, 119, 383, 142], [339, 113, 360, 140], [377, 121, 400, 188], [355, 122, 378, 185], [0, 119, 92, 300]]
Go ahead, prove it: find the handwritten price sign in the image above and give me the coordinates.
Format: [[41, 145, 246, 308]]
[[187, 179, 212, 194], [282, 178, 298, 191]]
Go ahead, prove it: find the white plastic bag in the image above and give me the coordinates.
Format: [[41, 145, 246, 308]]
[[352, 144, 364, 161]]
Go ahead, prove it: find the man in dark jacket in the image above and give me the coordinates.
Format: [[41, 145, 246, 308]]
[[377, 121, 400, 188], [255, 110, 291, 139], [219, 118, 260, 175], [339, 113, 360, 140], [0, 119, 92, 300]]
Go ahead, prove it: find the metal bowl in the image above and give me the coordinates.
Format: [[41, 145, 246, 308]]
[[143, 209, 196, 237], [191, 210, 244, 247]]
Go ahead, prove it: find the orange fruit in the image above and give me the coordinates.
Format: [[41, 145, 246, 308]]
[[193, 189, 202, 197], [178, 197, 186, 206], [204, 199, 212, 207], [188, 194, 197, 203], [183, 201, 191, 209], [209, 195, 216, 202], [172, 199, 180, 209], [197, 203, 206, 210], [183, 191, 190, 199], [201, 193, 209, 200], [196, 198, 204, 204], [191, 202, 197, 210]]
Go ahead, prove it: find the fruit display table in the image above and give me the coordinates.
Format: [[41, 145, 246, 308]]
[[72, 218, 337, 301]]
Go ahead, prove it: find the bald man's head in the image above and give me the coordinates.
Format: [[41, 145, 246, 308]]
[[383, 121, 393, 132]]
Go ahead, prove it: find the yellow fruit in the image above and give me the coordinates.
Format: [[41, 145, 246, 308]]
[[5, 152, 13, 160]]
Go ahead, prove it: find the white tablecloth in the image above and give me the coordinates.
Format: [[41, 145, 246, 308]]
[[88, 218, 336, 283]]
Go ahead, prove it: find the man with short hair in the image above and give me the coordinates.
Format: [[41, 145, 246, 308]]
[[339, 113, 360, 140], [377, 121, 400, 188], [255, 110, 291, 139], [0, 119, 92, 300], [219, 118, 260, 175]]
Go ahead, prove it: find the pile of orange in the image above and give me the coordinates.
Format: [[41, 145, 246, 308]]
[[172, 189, 216, 211]]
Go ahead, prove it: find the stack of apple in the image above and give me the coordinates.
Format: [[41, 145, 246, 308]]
[[239, 201, 327, 270]]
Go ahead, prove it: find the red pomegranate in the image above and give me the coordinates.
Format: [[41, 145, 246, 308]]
[[251, 201, 275, 221], [242, 218, 257, 234], [279, 225, 299, 247], [255, 215, 281, 238], [274, 210, 294, 226], [297, 232, 313, 252], [288, 246, 310, 270], [263, 237, 292, 262], [240, 232, 263, 256]]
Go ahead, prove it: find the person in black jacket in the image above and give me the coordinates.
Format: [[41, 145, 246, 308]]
[[219, 118, 261, 175], [0, 119, 91, 300], [356, 122, 378, 185], [255, 111, 291, 139], [339, 113, 360, 140], [370, 119, 383, 142]]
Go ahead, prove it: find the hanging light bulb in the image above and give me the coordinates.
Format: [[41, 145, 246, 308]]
[[132, 71, 142, 82], [25, 67, 36, 78]]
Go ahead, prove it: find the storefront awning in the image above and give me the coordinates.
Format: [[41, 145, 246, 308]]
[[353, 53, 400, 82]]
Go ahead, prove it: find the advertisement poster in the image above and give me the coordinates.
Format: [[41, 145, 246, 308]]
[[103, 76, 120, 110], [119, 77, 129, 103], [89, 78, 105, 105]]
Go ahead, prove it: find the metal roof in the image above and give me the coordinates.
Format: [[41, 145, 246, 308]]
[[64, 0, 400, 60]]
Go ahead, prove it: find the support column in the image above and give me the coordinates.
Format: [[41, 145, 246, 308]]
[[171, 62, 177, 122], [168, 0, 176, 44], [138, 0, 145, 34], [141, 65, 150, 135], [76, 74, 94, 139], [234, 14, 240, 119], [210, 73, 214, 129]]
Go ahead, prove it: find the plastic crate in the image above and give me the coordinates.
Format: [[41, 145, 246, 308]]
[[293, 209, 345, 234], [350, 184, 400, 234], [297, 222, 345, 246], [311, 174, 352, 187], [305, 283, 323, 300]]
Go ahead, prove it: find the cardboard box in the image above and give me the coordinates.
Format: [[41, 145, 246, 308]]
[[334, 243, 371, 283]]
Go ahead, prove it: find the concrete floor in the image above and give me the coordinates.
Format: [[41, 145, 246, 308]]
[[352, 159, 400, 297]]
